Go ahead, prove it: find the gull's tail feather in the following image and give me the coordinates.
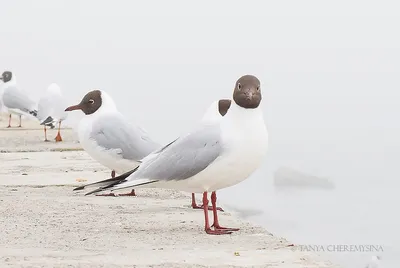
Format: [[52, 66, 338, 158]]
[[73, 168, 138, 193], [29, 109, 38, 117], [40, 116, 54, 126], [104, 178, 157, 193], [81, 167, 157, 196], [40, 116, 56, 128], [40, 116, 53, 125], [85, 179, 156, 196]]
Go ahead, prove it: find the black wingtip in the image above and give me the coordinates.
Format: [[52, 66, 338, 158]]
[[40, 116, 54, 125], [84, 188, 104, 196], [76, 167, 140, 195], [73, 186, 85, 191]]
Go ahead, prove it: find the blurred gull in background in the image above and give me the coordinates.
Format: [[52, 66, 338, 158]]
[[0, 71, 38, 128], [37, 83, 68, 142]]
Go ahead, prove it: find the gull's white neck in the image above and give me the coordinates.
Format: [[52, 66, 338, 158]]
[[220, 100, 267, 148], [90, 91, 118, 118], [225, 100, 264, 122], [4, 75, 17, 88]]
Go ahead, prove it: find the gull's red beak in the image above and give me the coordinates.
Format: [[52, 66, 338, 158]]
[[65, 104, 82, 112]]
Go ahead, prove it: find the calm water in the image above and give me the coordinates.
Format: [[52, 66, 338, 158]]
[[218, 168, 398, 268]]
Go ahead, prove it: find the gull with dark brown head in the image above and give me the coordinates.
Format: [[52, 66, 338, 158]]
[[65, 89, 160, 196], [0, 71, 39, 128], [74, 75, 268, 235]]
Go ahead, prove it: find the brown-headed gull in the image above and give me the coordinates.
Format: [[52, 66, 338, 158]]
[[0, 71, 38, 128], [65, 90, 160, 197]]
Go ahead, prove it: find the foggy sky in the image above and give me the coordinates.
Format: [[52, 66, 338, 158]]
[[1, 0, 400, 187]]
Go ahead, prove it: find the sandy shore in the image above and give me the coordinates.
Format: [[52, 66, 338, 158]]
[[0, 116, 340, 267]]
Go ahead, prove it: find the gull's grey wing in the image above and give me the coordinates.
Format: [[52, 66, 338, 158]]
[[2, 85, 37, 112], [131, 124, 223, 181], [90, 113, 160, 161]]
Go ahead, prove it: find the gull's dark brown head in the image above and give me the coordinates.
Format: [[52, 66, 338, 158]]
[[0, 71, 12, 83], [232, 75, 261, 109], [65, 90, 103, 115]]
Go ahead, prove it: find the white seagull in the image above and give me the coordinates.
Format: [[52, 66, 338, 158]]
[[0, 71, 38, 128], [37, 83, 68, 142], [74, 75, 268, 235], [65, 90, 160, 196]]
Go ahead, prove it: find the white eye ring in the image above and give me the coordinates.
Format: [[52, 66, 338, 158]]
[[238, 83, 241, 90], [89, 99, 94, 104]]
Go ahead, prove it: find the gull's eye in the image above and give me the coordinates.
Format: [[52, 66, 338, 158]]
[[256, 85, 260, 91], [237, 83, 241, 90], [89, 99, 94, 104]]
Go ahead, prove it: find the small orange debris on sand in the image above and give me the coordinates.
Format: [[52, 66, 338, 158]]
[[75, 178, 87, 182]]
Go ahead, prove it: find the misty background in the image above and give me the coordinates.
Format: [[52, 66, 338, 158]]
[[1, 1, 399, 267]]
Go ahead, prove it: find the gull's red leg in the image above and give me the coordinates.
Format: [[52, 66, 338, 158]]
[[203, 192, 232, 235], [192, 193, 224, 212], [211, 191, 239, 231], [44, 126, 49, 142], [55, 121, 63, 142], [7, 114, 11, 128], [96, 189, 136, 197], [117, 189, 136, 196], [96, 170, 136, 197]]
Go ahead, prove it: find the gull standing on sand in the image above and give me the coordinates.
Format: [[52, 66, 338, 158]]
[[0, 71, 38, 128], [65, 90, 160, 196], [75, 75, 268, 235], [37, 83, 68, 142]]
